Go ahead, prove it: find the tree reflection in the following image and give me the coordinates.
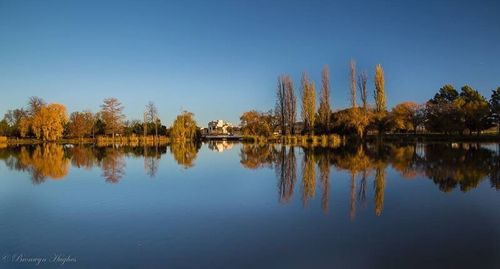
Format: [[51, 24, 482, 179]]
[[100, 147, 126, 183], [301, 148, 316, 207], [69, 145, 97, 170], [240, 144, 277, 169], [17, 144, 69, 184], [275, 146, 297, 204], [415, 143, 495, 192], [143, 146, 161, 178], [170, 141, 200, 169], [317, 149, 331, 214]]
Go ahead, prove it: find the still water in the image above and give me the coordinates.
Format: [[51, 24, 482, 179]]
[[0, 141, 498, 268]]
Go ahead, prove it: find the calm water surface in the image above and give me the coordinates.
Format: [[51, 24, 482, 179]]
[[0, 141, 498, 268]]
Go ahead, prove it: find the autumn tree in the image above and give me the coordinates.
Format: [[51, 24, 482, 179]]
[[390, 102, 425, 133], [100, 98, 125, 140], [300, 72, 316, 134], [357, 71, 368, 110], [17, 96, 46, 138], [285, 77, 297, 135], [373, 64, 389, 134], [31, 103, 68, 141], [144, 101, 159, 138], [275, 75, 296, 135], [317, 65, 332, 133], [240, 110, 273, 137], [332, 108, 370, 138], [276, 75, 287, 135], [170, 111, 198, 141], [350, 59, 357, 108], [490, 88, 500, 134], [68, 111, 95, 139]]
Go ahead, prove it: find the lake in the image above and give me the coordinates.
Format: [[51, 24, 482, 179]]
[[0, 141, 498, 268]]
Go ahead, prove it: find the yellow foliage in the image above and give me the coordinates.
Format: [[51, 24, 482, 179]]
[[31, 103, 68, 141]]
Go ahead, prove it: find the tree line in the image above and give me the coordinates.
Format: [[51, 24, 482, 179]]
[[0, 97, 199, 142], [240, 61, 500, 138]]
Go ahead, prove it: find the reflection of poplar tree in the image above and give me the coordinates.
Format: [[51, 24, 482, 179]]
[[358, 170, 368, 208], [278, 146, 297, 203], [318, 153, 330, 215], [144, 146, 160, 178], [374, 165, 386, 216], [301, 149, 316, 207], [349, 173, 357, 220]]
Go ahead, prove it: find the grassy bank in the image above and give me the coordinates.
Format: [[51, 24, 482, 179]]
[[367, 133, 500, 142], [242, 134, 343, 147], [4, 135, 170, 146]]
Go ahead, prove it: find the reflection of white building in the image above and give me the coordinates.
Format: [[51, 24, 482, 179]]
[[208, 141, 234, 152], [208, 120, 233, 135]]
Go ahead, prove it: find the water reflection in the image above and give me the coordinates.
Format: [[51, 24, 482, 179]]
[[170, 141, 201, 169], [239, 142, 499, 217], [0, 142, 498, 200]]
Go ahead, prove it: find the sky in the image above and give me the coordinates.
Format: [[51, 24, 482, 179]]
[[0, 0, 499, 126]]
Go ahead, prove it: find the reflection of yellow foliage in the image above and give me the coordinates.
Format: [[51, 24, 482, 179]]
[[390, 145, 417, 179], [240, 144, 275, 169], [70, 146, 96, 169], [318, 155, 330, 215], [301, 151, 316, 207], [18, 144, 69, 183], [170, 142, 199, 169], [374, 166, 386, 216], [334, 147, 373, 175]]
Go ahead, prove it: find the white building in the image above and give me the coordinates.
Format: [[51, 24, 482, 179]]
[[208, 120, 233, 135]]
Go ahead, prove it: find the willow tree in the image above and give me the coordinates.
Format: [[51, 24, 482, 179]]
[[318, 65, 332, 133], [350, 60, 357, 108], [100, 98, 125, 140], [301, 72, 316, 134], [373, 64, 388, 134], [170, 111, 198, 141], [31, 103, 68, 141]]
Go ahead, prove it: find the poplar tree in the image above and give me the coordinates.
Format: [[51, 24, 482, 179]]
[[318, 65, 332, 133], [350, 60, 357, 108], [301, 72, 316, 134]]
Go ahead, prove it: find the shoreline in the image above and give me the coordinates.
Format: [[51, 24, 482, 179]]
[[1, 133, 499, 146]]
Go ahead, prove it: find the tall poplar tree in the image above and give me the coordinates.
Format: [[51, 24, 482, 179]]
[[318, 65, 332, 133]]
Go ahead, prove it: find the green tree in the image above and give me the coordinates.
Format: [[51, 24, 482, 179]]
[[426, 85, 462, 134], [456, 85, 491, 135], [490, 87, 500, 134]]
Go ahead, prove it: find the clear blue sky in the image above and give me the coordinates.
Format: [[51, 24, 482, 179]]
[[1, 0, 499, 126]]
